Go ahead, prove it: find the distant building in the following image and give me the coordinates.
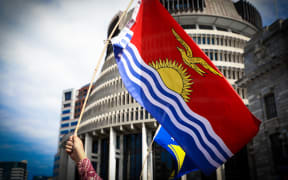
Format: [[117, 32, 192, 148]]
[[53, 84, 94, 179], [237, 19, 288, 180], [0, 160, 28, 180]]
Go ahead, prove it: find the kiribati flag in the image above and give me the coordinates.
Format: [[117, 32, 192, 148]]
[[154, 126, 197, 179], [112, 0, 261, 174]]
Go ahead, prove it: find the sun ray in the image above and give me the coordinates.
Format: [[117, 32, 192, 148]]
[[149, 59, 193, 102]]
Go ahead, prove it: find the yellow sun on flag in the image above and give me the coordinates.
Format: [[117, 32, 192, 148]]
[[150, 59, 193, 102]]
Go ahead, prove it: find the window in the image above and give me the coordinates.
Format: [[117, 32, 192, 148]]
[[61, 123, 69, 128], [211, 37, 215, 45], [140, 107, 143, 119], [70, 129, 75, 133], [60, 130, 69, 135], [197, 37, 201, 44], [270, 133, 288, 173], [199, 25, 213, 30], [62, 116, 70, 121], [202, 37, 206, 44], [63, 103, 71, 108], [192, 37, 196, 42], [207, 37, 210, 44], [62, 109, 70, 114], [64, 92, 72, 101], [92, 140, 98, 153], [71, 121, 78, 126], [131, 111, 133, 121], [209, 52, 213, 60], [264, 93, 278, 119], [214, 52, 218, 60], [116, 135, 120, 149], [145, 110, 149, 119]]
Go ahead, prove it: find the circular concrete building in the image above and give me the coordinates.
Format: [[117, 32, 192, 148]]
[[74, 1, 262, 180]]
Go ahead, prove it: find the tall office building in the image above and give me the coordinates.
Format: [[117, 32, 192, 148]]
[[0, 160, 28, 180], [58, 0, 262, 179], [53, 84, 93, 179]]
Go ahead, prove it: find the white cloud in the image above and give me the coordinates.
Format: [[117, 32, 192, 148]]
[[0, 0, 135, 155]]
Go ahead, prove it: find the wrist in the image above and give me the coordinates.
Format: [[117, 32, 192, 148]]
[[77, 152, 86, 162]]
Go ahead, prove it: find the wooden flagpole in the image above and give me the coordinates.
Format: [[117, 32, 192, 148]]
[[139, 125, 161, 180], [74, 0, 135, 136]]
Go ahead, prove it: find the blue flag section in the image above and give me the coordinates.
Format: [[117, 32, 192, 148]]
[[154, 126, 197, 179]]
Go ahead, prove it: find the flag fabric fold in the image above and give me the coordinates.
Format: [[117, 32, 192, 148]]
[[154, 126, 197, 179], [112, 0, 260, 175]]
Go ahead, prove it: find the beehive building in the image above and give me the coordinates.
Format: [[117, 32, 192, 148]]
[[58, 0, 262, 179]]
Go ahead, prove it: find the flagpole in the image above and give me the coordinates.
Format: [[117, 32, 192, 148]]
[[74, 0, 135, 136], [139, 125, 161, 180]]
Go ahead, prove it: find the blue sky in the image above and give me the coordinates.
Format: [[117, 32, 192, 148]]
[[0, 0, 287, 179]]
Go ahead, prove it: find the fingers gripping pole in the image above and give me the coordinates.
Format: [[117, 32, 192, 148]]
[[74, 0, 135, 136]]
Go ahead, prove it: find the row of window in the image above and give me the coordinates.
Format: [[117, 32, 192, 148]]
[[161, 0, 206, 11], [85, 107, 153, 129], [203, 50, 244, 63], [235, 87, 247, 99], [61, 122, 78, 128], [63, 103, 71, 108], [60, 129, 75, 135], [85, 92, 136, 120], [190, 34, 246, 49], [86, 84, 247, 123], [101, 54, 116, 72], [94, 64, 118, 90], [88, 77, 124, 107], [218, 67, 244, 80]]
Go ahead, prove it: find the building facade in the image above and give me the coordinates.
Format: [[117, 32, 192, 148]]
[[58, 0, 262, 179], [0, 161, 28, 180], [237, 19, 288, 180], [54, 85, 93, 179]]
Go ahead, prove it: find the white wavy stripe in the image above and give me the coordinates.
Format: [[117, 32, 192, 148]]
[[120, 51, 220, 168], [119, 36, 130, 48], [124, 49, 226, 163], [129, 44, 233, 157]]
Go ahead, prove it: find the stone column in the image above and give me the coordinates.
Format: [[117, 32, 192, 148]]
[[109, 127, 116, 180], [66, 155, 75, 180], [119, 135, 124, 180], [147, 129, 153, 180], [142, 123, 148, 180], [84, 133, 92, 160], [58, 147, 68, 180]]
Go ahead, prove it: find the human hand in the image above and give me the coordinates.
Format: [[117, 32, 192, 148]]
[[65, 135, 86, 163]]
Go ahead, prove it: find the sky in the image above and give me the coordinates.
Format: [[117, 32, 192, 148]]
[[0, 0, 287, 179]]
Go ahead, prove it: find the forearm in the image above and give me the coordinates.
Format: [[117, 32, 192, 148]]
[[77, 158, 102, 180]]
